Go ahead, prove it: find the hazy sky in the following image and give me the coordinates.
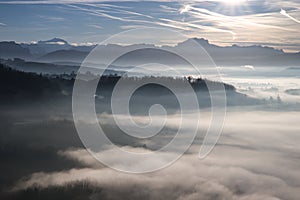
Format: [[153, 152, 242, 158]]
[[0, 0, 300, 52]]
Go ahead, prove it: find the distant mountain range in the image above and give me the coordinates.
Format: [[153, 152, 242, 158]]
[[21, 38, 95, 56], [0, 38, 299, 67], [0, 38, 94, 62]]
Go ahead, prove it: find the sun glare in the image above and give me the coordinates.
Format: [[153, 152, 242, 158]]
[[220, 0, 245, 5], [214, 0, 249, 16]]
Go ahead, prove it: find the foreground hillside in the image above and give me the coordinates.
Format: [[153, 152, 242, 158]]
[[0, 63, 260, 111]]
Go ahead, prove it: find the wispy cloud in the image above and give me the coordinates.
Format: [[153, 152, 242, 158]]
[[280, 8, 300, 24], [0, 0, 236, 4], [120, 25, 151, 30], [66, 4, 154, 24], [161, 18, 236, 36], [84, 3, 154, 19], [241, 65, 255, 70], [37, 15, 65, 22], [0, 0, 300, 52], [174, 2, 300, 51], [88, 24, 102, 29]]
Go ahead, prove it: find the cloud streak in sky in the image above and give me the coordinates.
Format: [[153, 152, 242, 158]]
[[0, 0, 300, 52], [280, 9, 300, 24]]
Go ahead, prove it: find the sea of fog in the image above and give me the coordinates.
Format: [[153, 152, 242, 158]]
[[126, 65, 300, 103], [218, 66, 300, 103], [2, 65, 300, 200], [10, 109, 300, 200]]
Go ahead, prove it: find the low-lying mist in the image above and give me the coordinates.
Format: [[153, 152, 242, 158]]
[[1, 63, 300, 199], [1, 107, 300, 200]]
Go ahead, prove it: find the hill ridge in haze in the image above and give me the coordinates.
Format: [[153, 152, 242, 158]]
[[1, 38, 299, 66]]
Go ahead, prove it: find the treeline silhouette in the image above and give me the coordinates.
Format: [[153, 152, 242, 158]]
[[0, 63, 236, 102], [97, 74, 235, 95], [0, 63, 61, 102], [2, 181, 103, 200], [1, 63, 260, 113]]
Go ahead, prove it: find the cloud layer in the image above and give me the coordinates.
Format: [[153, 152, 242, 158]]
[[12, 110, 300, 200]]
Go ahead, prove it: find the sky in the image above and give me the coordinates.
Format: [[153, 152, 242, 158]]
[[0, 0, 300, 52]]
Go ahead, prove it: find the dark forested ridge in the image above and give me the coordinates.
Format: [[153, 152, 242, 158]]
[[0, 63, 260, 110], [0, 63, 234, 98], [0, 63, 62, 101]]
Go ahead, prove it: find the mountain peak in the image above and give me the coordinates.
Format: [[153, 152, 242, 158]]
[[177, 38, 212, 47], [38, 38, 69, 45], [192, 38, 210, 45]]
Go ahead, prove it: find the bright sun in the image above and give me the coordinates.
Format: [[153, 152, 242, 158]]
[[220, 0, 245, 5]]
